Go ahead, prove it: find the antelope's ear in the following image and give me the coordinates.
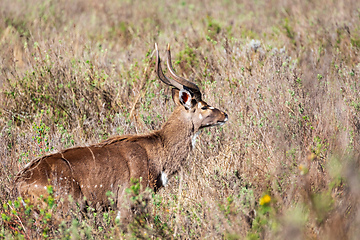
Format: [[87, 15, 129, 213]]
[[172, 88, 194, 109]]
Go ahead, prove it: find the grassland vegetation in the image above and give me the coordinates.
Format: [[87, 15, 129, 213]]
[[1, 0, 360, 238]]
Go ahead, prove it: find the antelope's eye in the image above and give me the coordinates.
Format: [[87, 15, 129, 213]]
[[201, 107, 208, 110]]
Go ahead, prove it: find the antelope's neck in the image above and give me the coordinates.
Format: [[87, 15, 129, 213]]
[[144, 109, 196, 189], [160, 112, 195, 172]]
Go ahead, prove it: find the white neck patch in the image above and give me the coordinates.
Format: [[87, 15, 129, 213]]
[[192, 131, 201, 148], [161, 171, 168, 186]]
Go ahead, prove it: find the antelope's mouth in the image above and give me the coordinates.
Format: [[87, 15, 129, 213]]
[[217, 120, 227, 126], [215, 117, 228, 127], [221, 113, 228, 123], [217, 113, 228, 126]]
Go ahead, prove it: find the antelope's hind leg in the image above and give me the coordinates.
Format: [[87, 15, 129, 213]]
[[17, 156, 82, 216]]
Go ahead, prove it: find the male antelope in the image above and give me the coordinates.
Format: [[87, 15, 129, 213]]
[[15, 44, 228, 217]]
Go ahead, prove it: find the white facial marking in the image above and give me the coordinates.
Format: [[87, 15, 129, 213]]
[[161, 171, 168, 186], [199, 114, 203, 120], [198, 102, 202, 108], [209, 106, 214, 110]]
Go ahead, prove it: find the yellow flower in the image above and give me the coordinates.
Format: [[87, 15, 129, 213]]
[[309, 153, 317, 161], [259, 194, 271, 205], [298, 164, 309, 175]]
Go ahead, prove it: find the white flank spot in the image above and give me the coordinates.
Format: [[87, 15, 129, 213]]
[[44, 186, 47, 190], [199, 114, 203, 120], [81, 185, 83, 188], [95, 185, 97, 188], [64, 177, 67, 180], [161, 172, 168, 186], [100, 184, 103, 188], [192, 131, 201, 148], [35, 184, 38, 188], [59, 177, 63, 180]]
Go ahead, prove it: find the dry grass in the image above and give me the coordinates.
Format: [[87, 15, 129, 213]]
[[1, 0, 360, 239]]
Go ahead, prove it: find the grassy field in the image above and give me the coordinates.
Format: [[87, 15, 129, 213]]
[[1, 0, 360, 238]]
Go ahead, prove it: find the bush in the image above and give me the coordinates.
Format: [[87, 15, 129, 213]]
[[1, 0, 360, 238]]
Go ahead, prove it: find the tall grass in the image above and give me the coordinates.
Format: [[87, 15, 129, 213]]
[[1, 0, 360, 238]]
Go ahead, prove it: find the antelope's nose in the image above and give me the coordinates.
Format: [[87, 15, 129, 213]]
[[223, 112, 228, 122]]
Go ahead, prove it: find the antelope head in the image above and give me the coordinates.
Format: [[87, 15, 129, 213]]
[[155, 44, 228, 136]]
